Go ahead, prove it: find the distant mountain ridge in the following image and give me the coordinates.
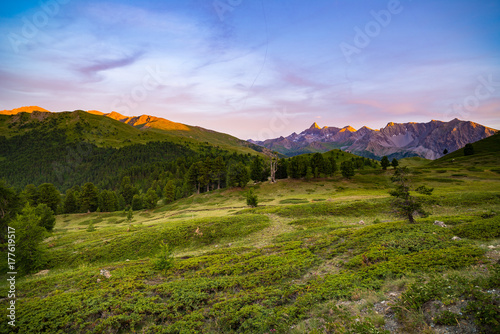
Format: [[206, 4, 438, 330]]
[[0, 106, 262, 154], [249, 119, 498, 160]]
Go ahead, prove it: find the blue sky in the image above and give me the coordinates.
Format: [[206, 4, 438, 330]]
[[1, 0, 499, 139]]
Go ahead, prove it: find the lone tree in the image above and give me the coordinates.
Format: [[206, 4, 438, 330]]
[[381, 156, 390, 170], [340, 161, 355, 179], [464, 143, 474, 156], [391, 158, 399, 169], [246, 188, 259, 207], [443, 148, 448, 155], [389, 167, 434, 223]]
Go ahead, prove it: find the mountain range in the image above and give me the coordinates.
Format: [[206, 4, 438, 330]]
[[0, 106, 261, 154], [249, 119, 498, 160]]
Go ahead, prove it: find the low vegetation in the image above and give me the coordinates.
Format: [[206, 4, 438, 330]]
[[0, 135, 499, 333]]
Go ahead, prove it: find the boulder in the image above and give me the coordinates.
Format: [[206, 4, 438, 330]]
[[434, 220, 447, 228], [100, 269, 112, 278]]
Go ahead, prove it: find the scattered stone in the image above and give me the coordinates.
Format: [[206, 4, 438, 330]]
[[434, 220, 447, 228], [358, 220, 365, 225], [97, 278, 101, 283], [34, 269, 49, 276], [126, 259, 130, 261], [488, 245, 496, 249], [99, 269, 112, 278], [228, 243, 232, 247], [214, 245, 218, 248], [452, 236, 462, 241]]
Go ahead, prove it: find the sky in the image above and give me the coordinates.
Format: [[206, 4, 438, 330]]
[[0, 0, 499, 140]]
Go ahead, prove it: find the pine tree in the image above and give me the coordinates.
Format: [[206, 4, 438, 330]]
[[10, 204, 47, 275], [389, 167, 433, 223], [340, 161, 355, 179], [35, 203, 56, 232], [63, 189, 78, 213], [145, 187, 159, 209], [80, 182, 99, 212], [212, 156, 226, 189], [391, 158, 399, 169], [381, 156, 390, 170], [464, 143, 474, 156], [163, 180, 176, 205], [250, 156, 264, 182], [37, 183, 61, 213]]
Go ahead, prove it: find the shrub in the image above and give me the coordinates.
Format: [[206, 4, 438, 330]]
[[246, 189, 259, 207], [153, 241, 174, 271]]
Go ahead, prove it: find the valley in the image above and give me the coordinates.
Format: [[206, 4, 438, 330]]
[[1, 135, 499, 333]]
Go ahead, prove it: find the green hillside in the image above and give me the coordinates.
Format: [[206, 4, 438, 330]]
[[429, 132, 500, 169], [1, 163, 499, 333], [0, 110, 261, 155]]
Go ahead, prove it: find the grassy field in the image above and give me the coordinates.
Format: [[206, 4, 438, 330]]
[[1, 155, 500, 333]]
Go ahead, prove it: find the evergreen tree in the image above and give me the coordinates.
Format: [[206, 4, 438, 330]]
[[80, 182, 99, 212], [250, 156, 264, 182], [389, 167, 433, 223], [0, 180, 23, 244], [145, 187, 159, 210], [37, 183, 61, 213], [391, 158, 399, 168], [246, 188, 259, 207], [464, 143, 474, 156], [329, 156, 337, 175], [120, 176, 138, 206], [163, 180, 176, 205], [340, 161, 355, 179], [212, 156, 226, 189], [132, 194, 144, 210], [311, 153, 325, 177], [227, 162, 250, 188], [23, 184, 39, 206], [381, 156, 390, 170], [99, 190, 118, 212], [276, 159, 288, 179], [443, 148, 448, 155], [35, 203, 56, 232], [305, 166, 314, 180], [63, 189, 78, 213], [186, 162, 202, 194], [10, 205, 46, 275]]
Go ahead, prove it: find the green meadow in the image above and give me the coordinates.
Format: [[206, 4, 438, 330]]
[[1, 145, 500, 333]]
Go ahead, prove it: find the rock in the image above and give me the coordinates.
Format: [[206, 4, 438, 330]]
[[228, 243, 232, 247], [126, 259, 130, 261], [214, 245, 218, 248], [34, 269, 49, 276], [452, 236, 461, 241], [434, 220, 447, 228], [488, 245, 496, 249], [97, 278, 101, 283], [358, 220, 365, 225], [100, 269, 112, 278]]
